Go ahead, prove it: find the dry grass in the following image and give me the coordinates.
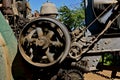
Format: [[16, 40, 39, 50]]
[[84, 70, 120, 80]]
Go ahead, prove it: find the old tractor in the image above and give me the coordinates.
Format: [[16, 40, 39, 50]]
[[0, 0, 120, 80]]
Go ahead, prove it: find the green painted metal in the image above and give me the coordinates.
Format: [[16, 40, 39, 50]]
[[0, 46, 6, 80], [0, 11, 17, 80]]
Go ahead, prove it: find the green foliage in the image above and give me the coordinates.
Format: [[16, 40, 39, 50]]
[[58, 4, 85, 30], [103, 54, 113, 65], [100, 53, 120, 66]]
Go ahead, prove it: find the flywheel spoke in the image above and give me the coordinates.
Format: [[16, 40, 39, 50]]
[[45, 48, 55, 62], [36, 27, 44, 38], [24, 29, 36, 41], [50, 38, 63, 47], [46, 30, 54, 39]]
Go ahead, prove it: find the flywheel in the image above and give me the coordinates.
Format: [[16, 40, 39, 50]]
[[19, 17, 71, 67]]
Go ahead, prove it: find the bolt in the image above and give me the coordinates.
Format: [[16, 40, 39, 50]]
[[92, 65, 95, 67], [96, 58, 99, 62], [104, 40, 109, 44], [101, 47, 104, 50], [87, 66, 90, 68], [93, 59, 96, 62], [86, 59, 90, 61]]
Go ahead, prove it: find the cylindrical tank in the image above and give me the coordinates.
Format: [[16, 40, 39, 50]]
[[94, 0, 117, 4], [85, 0, 104, 35], [40, 2, 58, 16]]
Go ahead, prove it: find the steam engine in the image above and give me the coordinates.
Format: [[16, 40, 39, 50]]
[[0, 0, 120, 80]]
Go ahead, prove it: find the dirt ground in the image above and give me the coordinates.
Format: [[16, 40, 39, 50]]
[[84, 70, 120, 80]]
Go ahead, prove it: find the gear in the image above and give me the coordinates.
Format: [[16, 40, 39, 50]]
[[69, 42, 83, 59], [63, 69, 84, 80]]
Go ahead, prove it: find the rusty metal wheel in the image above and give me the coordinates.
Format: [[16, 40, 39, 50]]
[[19, 17, 71, 67], [69, 42, 82, 59]]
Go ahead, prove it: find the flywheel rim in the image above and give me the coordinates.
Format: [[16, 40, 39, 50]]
[[19, 17, 71, 67]]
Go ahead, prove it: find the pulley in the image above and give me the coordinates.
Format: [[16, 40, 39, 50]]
[[19, 17, 71, 67]]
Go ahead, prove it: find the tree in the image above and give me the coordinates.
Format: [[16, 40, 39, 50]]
[[58, 3, 85, 30]]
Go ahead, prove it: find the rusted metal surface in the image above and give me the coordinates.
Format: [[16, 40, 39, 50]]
[[19, 17, 71, 67], [0, 0, 120, 80], [40, 2, 58, 16], [71, 55, 101, 71], [2, 0, 13, 14], [88, 37, 120, 53], [2, 0, 11, 8], [0, 0, 31, 39], [16, 1, 120, 79]]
